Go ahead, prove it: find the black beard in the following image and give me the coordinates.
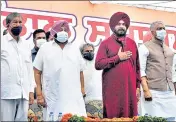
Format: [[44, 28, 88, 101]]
[[114, 29, 126, 37]]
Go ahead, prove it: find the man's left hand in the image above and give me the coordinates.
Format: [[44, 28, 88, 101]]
[[29, 92, 34, 105]]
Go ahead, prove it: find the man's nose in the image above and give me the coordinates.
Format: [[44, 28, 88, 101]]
[[16, 22, 21, 26]]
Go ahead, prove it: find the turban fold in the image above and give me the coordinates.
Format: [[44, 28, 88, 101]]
[[50, 20, 70, 37], [109, 12, 130, 32]]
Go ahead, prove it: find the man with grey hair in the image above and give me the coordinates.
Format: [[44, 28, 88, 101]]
[[80, 43, 103, 118], [1, 12, 35, 121], [139, 21, 176, 120]]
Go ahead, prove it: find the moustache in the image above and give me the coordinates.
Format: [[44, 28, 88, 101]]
[[118, 28, 125, 31]]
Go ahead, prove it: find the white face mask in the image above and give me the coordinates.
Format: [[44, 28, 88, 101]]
[[56, 31, 68, 43], [52, 29, 69, 43], [156, 29, 166, 41], [36, 39, 47, 48]]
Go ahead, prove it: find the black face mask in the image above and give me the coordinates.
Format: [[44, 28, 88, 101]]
[[11, 26, 22, 36], [83, 52, 94, 61]]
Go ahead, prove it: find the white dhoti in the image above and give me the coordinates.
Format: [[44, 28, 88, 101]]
[[1, 99, 28, 121], [139, 89, 176, 120]]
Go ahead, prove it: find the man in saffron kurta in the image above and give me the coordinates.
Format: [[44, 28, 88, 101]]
[[95, 12, 141, 118]]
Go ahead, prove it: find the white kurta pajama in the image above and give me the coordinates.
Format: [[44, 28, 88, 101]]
[[83, 60, 102, 103], [139, 45, 176, 120], [1, 33, 35, 121], [33, 41, 87, 121]]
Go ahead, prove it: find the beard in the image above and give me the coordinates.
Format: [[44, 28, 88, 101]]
[[114, 29, 126, 37]]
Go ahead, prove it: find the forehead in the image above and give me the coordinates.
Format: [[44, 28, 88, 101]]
[[154, 23, 165, 29], [118, 20, 125, 24], [84, 46, 93, 51], [11, 16, 22, 22], [35, 32, 46, 38]]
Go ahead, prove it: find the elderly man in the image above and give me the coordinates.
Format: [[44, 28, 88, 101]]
[[33, 20, 87, 121], [95, 12, 141, 118], [139, 21, 176, 120], [80, 43, 103, 118], [1, 12, 35, 121]]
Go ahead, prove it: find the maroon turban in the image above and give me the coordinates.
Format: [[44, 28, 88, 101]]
[[109, 12, 130, 32], [50, 20, 70, 37]]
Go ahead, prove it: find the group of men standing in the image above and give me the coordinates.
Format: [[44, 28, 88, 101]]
[[1, 11, 176, 121]]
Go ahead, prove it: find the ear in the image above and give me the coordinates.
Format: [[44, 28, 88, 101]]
[[33, 39, 36, 45], [6, 24, 9, 28], [68, 31, 71, 38], [151, 31, 156, 36]]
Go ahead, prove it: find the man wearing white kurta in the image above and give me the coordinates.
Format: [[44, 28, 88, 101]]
[[33, 20, 87, 121], [80, 43, 103, 118], [139, 21, 176, 120], [1, 12, 35, 121]]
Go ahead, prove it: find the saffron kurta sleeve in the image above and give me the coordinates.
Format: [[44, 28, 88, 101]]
[[95, 41, 120, 70]]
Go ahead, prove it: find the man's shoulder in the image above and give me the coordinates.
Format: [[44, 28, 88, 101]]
[[126, 37, 136, 44], [20, 39, 33, 51], [68, 42, 82, 55], [40, 41, 53, 49], [164, 44, 175, 53], [143, 40, 153, 47], [99, 36, 112, 46]]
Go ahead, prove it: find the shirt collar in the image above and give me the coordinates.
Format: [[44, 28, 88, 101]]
[[52, 40, 72, 46], [31, 48, 38, 54], [111, 33, 126, 42], [6, 33, 22, 42], [151, 38, 164, 47]]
